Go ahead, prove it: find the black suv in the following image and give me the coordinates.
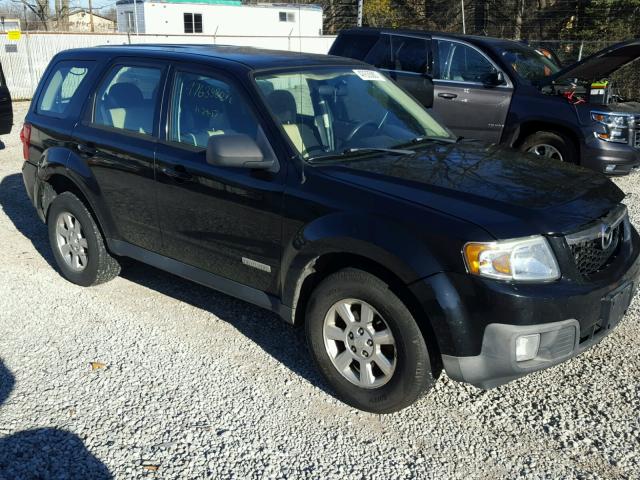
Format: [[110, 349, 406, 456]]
[[330, 28, 640, 174], [21, 45, 640, 413]]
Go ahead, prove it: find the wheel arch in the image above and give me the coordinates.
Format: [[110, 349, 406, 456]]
[[37, 150, 116, 241], [513, 120, 581, 160], [289, 251, 444, 377]]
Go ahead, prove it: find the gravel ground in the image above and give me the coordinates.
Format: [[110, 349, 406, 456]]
[[0, 100, 639, 479]]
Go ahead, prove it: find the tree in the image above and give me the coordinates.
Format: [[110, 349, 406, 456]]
[[363, 0, 400, 27], [10, 0, 51, 30]]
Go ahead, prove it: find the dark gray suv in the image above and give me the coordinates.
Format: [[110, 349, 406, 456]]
[[330, 28, 640, 174]]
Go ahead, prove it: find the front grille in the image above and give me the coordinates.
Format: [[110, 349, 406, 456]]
[[569, 224, 622, 276], [632, 116, 640, 149], [565, 206, 627, 277]]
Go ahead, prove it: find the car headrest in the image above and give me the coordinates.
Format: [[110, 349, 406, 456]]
[[106, 83, 144, 109], [267, 90, 297, 124]]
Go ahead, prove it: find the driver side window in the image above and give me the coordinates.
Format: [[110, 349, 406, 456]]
[[169, 71, 277, 165]]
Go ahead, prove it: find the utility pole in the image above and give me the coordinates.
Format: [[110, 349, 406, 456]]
[[88, 0, 95, 32], [133, 0, 139, 35], [461, 0, 466, 34], [357, 0, 363, 27]]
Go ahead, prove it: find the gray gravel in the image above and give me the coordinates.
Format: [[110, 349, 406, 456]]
[[1, 100, 639, 479]]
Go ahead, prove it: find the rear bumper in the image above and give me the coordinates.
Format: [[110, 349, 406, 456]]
[[22, 161, 37, 206], [580, 133, 640, 175]]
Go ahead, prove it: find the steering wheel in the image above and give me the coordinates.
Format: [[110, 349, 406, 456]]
[[344, 121, 380, 143]]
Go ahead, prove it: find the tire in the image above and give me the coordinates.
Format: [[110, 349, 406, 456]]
[[305, 268, 435, 413], [47, 192, 120, 287], [519, 131, 578, 164]]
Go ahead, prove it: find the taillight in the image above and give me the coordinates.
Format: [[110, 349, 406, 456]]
[[20, 123, 31, 161]]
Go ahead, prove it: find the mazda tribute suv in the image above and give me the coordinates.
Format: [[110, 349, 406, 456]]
[[20, 45, 640, 413]]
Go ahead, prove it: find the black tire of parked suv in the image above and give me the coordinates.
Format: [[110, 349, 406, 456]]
[[519, 131, 578, 164], [47, 192, 121, 287], [305, 268, 435, 413]]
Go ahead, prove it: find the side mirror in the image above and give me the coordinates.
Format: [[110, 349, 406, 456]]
[[206, 134, 274, 170], [483, 71, 505, 86]]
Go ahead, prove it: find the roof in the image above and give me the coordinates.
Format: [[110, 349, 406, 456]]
[[68, 44, 363, 70], [115, 0, 322, 8], [68, 10, 116, 22], [339, 27, 522, 49]]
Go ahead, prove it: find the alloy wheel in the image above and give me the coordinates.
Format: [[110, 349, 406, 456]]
[[527, 143, 564, 161], [55, 211, 89, 271], [322, 299, 397, 389]]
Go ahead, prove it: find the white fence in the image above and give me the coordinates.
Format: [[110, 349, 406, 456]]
[[0, 32, 337, 100]]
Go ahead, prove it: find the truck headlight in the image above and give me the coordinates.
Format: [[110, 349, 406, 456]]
[[591, 111, 631, 144], [463, 236, 560, 282]]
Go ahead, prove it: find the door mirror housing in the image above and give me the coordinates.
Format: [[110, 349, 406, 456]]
[[483, 70, 505, 86], [206, 134, 274, 170]]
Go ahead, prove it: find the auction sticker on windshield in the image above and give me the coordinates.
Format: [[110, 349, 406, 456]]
[[353, 69, 386, 81]]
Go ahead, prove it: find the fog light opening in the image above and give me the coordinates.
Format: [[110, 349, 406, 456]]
[[605, 165, 617, 173], [515, 334, 540, 362]]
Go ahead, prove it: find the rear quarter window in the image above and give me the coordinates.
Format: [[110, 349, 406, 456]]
[[330, 33, 379, 60], [37, 61, 93, 118]]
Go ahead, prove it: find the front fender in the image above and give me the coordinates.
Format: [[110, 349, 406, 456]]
[[280, 212, 444, 309]]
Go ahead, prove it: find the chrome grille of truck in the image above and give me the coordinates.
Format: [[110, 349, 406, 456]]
[[565, 205, 627, 277]]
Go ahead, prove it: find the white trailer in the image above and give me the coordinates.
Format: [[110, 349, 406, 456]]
[[116, 0, 323, 37]]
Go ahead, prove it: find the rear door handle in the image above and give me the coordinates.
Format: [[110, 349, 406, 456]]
[[77, 144, 97, 156], [161, 166, 193, 182], [438, 92, 458, 99]]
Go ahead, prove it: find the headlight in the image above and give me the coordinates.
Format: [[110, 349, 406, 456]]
[[463, 236, 560, 282], [591, 111, 631, 143]]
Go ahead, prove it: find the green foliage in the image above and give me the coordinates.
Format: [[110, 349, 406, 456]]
[[364, 0, 400, 27]]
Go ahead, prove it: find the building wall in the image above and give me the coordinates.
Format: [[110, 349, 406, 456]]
[[0, 20, 21, 32], [118, 2, 322, 36], [67, 13, 116, 33]]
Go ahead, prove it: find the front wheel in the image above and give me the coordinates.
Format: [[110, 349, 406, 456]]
[[305, 269, 435, 413], [519, 131, 578, 164]]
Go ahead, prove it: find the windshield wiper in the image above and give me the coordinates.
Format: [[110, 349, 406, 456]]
[[344, 147, 415, 155], [399, 136, 458, 147], [307, 146, 414, 163]]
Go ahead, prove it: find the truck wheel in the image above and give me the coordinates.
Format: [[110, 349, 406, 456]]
[[520, 131, 577, 164], [47, 192, 120, 287], [305, 268, 435, 413]]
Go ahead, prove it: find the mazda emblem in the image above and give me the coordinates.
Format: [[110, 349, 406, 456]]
[[601, 224, 614, 249]]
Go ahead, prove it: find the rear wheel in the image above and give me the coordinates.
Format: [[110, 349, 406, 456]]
[[305, 268, 435, 413], [519, 131, 578, 164], [47, 192, 120, 287]]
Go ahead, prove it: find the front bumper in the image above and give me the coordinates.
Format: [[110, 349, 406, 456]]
[[410, 237, 640, 389], [442, 313, 625, 389], [580, 132, 640, 175]]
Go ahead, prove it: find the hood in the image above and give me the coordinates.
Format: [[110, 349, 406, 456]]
[[542, 39, 640, 85], [317, 141, 624, 239]]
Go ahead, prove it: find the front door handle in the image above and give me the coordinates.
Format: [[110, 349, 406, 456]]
[[77, 144, 97, 156], [161, 166, 193, 182], [438, 92, 458, 99]]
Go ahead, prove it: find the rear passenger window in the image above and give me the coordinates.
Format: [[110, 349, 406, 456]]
[[365, 35, 393, 70], [394, 36, 430, 74], [93, 65, 162, 135], [37, 61, 92, 117]]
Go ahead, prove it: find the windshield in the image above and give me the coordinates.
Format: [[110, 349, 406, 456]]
[[496, 44, 561, 83], [254, 67, 452, 161]]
